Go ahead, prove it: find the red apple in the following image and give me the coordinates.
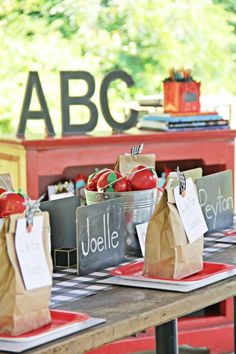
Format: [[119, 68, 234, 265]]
[[126, 180, 134, 191], [127, 164, 158, 190], [97, 170, 128, 192], [0, 191, 26, 218], [0, 188, 6, 195], [113, 176, 128, 192], [86, 168, 111, 191]]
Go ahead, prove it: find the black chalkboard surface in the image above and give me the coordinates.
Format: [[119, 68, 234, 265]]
[[40, 196, 81, 250], [76, 197, 125, 275], [195, 170, 234, 233]]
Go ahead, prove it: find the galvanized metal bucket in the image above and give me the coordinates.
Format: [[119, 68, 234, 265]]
[[85, 188, 159, 256]]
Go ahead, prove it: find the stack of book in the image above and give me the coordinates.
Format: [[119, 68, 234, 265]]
[[137, 94, 163, 107], [137, 111, 230, 132]]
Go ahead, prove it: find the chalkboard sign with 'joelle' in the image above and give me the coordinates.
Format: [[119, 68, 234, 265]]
[[76, 198, 125, 275]]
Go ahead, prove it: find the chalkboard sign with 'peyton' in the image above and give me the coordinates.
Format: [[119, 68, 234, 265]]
[[195, 170, 233, 233]]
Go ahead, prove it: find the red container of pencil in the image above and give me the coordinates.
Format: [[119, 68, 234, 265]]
[[163, 81, 201, 113]]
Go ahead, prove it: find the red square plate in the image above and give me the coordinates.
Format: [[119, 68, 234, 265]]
[[111, 261, 236, 285], [0, 310, 96, 342], [0, 310, 105, 353]]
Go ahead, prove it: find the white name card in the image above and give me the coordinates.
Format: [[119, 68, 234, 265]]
[[15, 215, 52, 290], [174, 177, 208, 243], [136, 222, 148, 257]]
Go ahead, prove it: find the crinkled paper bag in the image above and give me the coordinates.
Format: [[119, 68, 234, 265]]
[[143, 187, 204, 280], [114, 154, 155, 176], [0, 211, 53, 335], [0, 173, 13, 190]]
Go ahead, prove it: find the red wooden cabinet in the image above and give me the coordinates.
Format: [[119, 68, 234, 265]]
[[1, 128, 235, 199], [1, 128, 236, 353], [86, 299, 233, 354]]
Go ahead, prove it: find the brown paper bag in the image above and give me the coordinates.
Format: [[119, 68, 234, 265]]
[[143, 186, 204, 280], [0, 211, 53, 335], [114, 153, 156, 176], [0, 173, 13, 190]]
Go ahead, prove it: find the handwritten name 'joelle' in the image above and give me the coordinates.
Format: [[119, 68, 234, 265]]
[[76, 198, 125, 275], [81, 213, 120, 257]]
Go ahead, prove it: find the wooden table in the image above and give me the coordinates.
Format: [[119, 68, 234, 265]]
[[3, 246, 235, 354]]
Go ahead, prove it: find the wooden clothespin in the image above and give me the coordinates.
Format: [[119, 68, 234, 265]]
[[24, 195, 45, 232], [131, 143, 144, 155], [176, 166, 186, 197]]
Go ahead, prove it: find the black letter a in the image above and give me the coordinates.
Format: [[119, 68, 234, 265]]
[[17, 71, 55, 138]]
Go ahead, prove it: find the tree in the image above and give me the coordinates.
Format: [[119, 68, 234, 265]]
[[213, 0, 236, 33], [0, 0, 236, 134]]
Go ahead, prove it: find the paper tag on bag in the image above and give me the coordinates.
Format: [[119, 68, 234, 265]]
[[15, 215, 52, 290], [174, 177, 208, 243]]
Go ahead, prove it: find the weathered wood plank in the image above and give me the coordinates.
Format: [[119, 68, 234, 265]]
[[1, 247, 236, 354]]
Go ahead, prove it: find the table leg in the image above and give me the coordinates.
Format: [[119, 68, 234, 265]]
[[155, 319, 178, 354], [234, 296, 236, 354]]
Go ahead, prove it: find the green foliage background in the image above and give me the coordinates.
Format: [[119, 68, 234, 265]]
[[0, 0, 236, 134]]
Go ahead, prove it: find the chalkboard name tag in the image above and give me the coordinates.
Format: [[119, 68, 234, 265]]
[[195, 170, 234, 233], [76, 198, 125, 275], [40, 196, 81, 251]]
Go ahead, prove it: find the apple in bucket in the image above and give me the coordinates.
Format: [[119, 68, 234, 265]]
[[85, 165, 159, 193], [127, 164, 158, 190], [0, 188, 6, 195], [97, 171, 128, 192], [0, 191, 26, 218], [86, 168, 112, 191]]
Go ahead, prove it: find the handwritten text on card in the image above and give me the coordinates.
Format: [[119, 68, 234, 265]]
[[15, 216, 52, 290], [174, 178, 208, 243]]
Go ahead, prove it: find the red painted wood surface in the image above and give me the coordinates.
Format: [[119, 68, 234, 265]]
[[86, 306, 234, 354], [86, 323, 233, 354], [2, 128, 236, 199], [85, 299, 234, 354]]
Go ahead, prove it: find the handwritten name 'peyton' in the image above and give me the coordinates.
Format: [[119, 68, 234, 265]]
[[81, 213, 119, 256], [198, 187, 233, 228]]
